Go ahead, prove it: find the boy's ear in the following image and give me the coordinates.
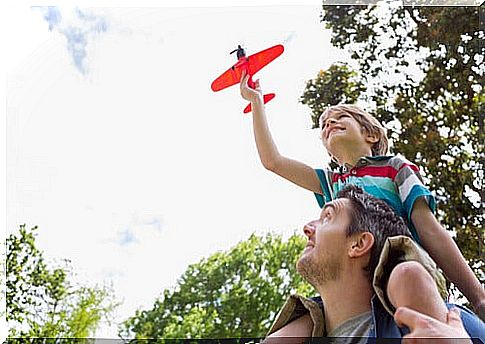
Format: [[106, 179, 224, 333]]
[[348, 232, 374, 258], [365, 133, 379, 144]]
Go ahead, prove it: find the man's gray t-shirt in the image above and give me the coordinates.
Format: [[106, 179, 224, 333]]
[[327, 311, 372, 344]]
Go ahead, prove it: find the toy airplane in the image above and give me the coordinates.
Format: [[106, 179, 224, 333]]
[[211, 44, 284, 113]]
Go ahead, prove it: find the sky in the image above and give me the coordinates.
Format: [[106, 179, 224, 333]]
[[2, 0, 483, 340], [1, 0, 353, 338]]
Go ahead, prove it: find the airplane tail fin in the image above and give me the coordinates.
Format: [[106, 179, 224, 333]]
[[243, 93, 276, 114]]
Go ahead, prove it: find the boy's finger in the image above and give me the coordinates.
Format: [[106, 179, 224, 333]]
[[243, 73, 252, 87], [240, 72, 248, 89], [241, 70, 248, 81]]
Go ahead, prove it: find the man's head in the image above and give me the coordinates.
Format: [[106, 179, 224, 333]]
[[297, 185, 411, 288], [319, 104, 388, 160]]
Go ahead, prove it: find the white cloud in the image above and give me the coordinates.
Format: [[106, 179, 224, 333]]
[[33, 6, 109, 74], [114, 213, 164, 246], [38, 6, 62, 31]]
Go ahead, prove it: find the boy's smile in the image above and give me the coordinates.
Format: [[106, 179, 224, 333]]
[[326, 125, 347, 140], [321, 112, 366, 147], [318, 109, 378, 165]]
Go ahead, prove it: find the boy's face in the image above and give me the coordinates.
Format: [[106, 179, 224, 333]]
[[319, 109, 374, 159]]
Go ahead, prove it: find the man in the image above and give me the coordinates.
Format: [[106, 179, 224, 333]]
[[265, 185, 484, 343]]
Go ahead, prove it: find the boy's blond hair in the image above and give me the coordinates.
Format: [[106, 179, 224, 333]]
[[319, 104, 389, 157]]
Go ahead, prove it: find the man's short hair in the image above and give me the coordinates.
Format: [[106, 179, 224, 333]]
[[337, 185, 412, 282]]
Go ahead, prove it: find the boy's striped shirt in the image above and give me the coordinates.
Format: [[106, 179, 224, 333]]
[[314, 155, 436, 244]]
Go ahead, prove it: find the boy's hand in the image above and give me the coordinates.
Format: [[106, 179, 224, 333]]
[[240, 71, 262, 103]]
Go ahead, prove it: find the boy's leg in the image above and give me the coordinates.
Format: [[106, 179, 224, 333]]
[[387, 261, 448, 323]]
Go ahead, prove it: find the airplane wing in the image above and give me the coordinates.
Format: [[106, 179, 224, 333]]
[[210, 65, 241, 92], [246, 44, 284, 78], [211, 44, 284, 92]]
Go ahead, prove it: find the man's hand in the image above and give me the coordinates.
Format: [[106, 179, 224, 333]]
[[394, 306, 472, 344], [240, 71, 262, 103]]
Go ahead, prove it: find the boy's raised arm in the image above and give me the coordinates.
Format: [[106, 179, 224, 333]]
[[239, 72, 322, 194]]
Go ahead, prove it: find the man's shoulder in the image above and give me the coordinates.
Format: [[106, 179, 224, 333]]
[[371, 299, 484, 340], [448, 303, 485, 340]]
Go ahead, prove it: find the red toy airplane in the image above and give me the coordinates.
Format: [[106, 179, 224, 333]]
[[211, 44, 284, 113]]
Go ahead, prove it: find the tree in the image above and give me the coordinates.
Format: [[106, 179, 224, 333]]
[[6, 224, 118, 338], [121, 232, 314, 339], [300, 2, 483, 293], [300, 62, 366, 128]]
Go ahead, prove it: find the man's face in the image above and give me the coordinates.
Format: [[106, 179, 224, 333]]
[[296, 198, 352, 287]]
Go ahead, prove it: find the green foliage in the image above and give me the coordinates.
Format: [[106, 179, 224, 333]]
[[121, 232, 314, 339], [6, 224, 118, 338], [303, 3, 484, 291], [300, 63, 366, 128]]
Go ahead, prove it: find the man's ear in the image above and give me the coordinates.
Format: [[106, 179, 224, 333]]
[[348, 232, 374, 258]]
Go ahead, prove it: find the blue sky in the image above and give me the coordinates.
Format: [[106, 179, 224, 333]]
[[2, 1, 353, 338], [2, 0, 482, 340]]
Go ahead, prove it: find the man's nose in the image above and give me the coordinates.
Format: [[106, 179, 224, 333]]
[[303, 220, 317, 237]]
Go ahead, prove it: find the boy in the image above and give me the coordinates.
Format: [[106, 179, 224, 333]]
[[239, 72, 484, 330]]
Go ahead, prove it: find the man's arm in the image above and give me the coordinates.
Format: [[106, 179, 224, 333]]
[[411, 198, 485, 319], [263, 314, 312, 344], [239, 73, 322, 194]]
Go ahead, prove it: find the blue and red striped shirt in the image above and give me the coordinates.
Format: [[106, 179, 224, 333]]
[[314, 155, 436, 244]]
